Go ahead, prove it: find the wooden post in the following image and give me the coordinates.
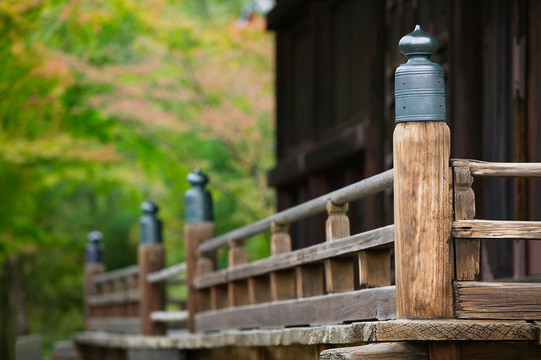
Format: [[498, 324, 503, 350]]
[[269, 222, 296, 300], [393, 26, 454, 320], [228, 239, 250, 306], [138, 201, 165, 335], [184, 169, 215, 333], [325, 201, 355, 293], [84, 231, 105, 330], [453, 164, 480, 280]]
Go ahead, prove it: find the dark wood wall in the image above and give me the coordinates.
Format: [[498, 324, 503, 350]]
[[267, 0, 541, 279]]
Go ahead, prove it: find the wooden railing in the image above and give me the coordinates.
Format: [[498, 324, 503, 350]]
[[451, 159, 541, 320], [184, 170, 395, 332], [78, 26, 541, 358]]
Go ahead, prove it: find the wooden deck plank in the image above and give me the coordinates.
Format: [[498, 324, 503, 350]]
[[455, 281, 541, 320], [73, 319, 537, 350], [453, 220, 541, 239], [194, 225, 394, 289], [195, 287, 396, 332]]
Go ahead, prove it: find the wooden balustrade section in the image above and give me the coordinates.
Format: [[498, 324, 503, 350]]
[[193, 225, 394, 289]]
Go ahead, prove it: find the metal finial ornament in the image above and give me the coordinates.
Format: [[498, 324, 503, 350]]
[[86, 230, 104, 263], [139, 201, 162, 244], [395, 25, 446, 123], [185, 168, 213, 223]]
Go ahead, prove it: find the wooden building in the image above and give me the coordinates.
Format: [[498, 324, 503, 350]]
[[266, 0, 541, 279]]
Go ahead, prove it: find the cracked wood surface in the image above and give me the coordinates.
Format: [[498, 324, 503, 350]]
[[319, 342, 427, 360], [73, 320, 536, 350]]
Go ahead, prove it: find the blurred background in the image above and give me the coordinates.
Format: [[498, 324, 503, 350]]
[[0, 0, 275, 357]]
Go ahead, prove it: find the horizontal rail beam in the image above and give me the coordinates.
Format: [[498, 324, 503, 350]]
[[194, 225, 394, 289], [92, 265, 139, 284], [195, 287, 396, 332], [198, 169, 394, 254], [150, 311, 188, 324], [87, 289, 140, 306], [453, 220, 541, 239], [147, 262, 186, 283], [454, 281, 541, 320], [452, 159, 541, 177]]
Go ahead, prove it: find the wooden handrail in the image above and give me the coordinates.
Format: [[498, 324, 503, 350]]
[[451, 159, 541, 177], [198, 169, 393, 254], [147, 262, 186, 283], [92, 265, 139, 284]]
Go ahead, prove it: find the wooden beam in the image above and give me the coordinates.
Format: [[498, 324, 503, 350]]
[[453, 220, 541, 239], [455, 281, 541, 320], [138, 244, 165, 335], [451, 159, 541, 177], [320, 342, 427, 360], [394, 121, 454, 319], [194, 225, 393, 289], [195, 287, 396, 332]]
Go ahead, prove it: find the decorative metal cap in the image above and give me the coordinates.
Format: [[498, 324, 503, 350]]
[[85, 231, 104, 263], [139, 201, 162, 244], [185, 168, 213, 223], [395, 25, 446, 123]]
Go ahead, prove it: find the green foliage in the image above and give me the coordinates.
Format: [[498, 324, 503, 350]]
[[0, 0, 274, 357]]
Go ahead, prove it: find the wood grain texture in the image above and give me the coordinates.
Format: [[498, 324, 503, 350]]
[[319, 342, 427, 360], [326, 202, 350, 241], [195, 287, 396, 332], [455, 281, 541, 320], [194, 225, 394, 289], [453, 220, 541, 239], [210, 285, 228, 310], [371, 319, 536, 341], [452, 166, 480, 281], [271, 222, 291, 255], [248, 276, 271, 304], [428, 342, 459, 360], [358, 250, 390, 288], [270, 270, 296, 301], [138, 244, 165, 335], [296, 264, 325, 298], [451, 159, 541, 177], [184, 222, 215, 333], [325, 258, 355, 293], [393, 121, 453, 319]]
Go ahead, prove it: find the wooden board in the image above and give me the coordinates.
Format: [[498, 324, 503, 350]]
[[195, 287, 396, 332], [86, 317, 141, 334], [320, 342, 427, 360], [194, 225, 394, 289], [455, 281, 541, 320], [453, 220, 541, 239], [87, 289, 140, 306], [451, 159, 541, 177]]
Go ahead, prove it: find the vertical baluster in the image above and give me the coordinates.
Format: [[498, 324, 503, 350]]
[[227, 239, 249, 306], [115, 278, 125, 317], [453, 165, 479, 280], [184, 169, 215, 332], [393, 26, 456, 359], [325, 202, 355, 293], [269, 222, 296, 301], [138, 201, 165, 335], [85, 231, 104, 329]]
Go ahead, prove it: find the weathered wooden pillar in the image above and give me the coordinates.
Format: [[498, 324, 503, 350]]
[[84, 231, 104, 329], [393, 25, 453, 320], [138, 201, 165, 335], [184, 169, 215, 333]]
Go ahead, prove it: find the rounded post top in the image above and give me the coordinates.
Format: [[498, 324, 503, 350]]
[[87, 230, 103, 243], [187, 168, 209, 188], [141, 201, 159, 215], [399, 25, 439, 59]]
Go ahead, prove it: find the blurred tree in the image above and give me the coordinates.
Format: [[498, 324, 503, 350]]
[[0, 0, 274, 357]]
